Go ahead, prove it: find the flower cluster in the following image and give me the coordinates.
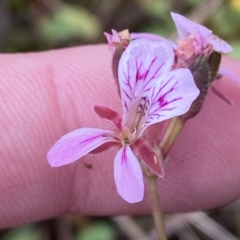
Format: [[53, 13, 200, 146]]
[[47, 12, 232, 203], [170, 13, 232, 68]]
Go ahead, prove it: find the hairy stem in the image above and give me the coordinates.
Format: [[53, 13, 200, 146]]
[[143, 166, 167, 240]]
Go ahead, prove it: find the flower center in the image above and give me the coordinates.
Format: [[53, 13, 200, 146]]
[[119, 126, 137, 146]]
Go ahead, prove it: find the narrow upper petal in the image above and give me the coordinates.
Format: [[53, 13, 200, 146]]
[[114, 146, 144, 203], [93, 105, 122, 129], [143, 68, 199, 129], [171, 12, 212, 39], [104, 29, 120, 53], [118, 38, 174, 114], [47, 128, 117, 167]]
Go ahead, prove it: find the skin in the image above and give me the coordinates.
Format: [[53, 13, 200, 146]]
[[0, 45, 240, 229]]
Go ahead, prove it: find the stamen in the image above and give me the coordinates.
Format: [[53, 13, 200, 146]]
[[132, 127, 137, 135], [135, 98, 147, 130], [153, 155, 157, 164]]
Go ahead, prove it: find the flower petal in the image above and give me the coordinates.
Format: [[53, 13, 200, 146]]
[[114, 146, 144, 203], [47, 128, 117, 167], [131, 32, 175, 44], [144, 68, 199, 128], [93, 105, 122, 129], [171, 12, 212, 39], [206, 35, 232, 53], [131, 32, 176, 49], [89, 142, 119, 154], [104, 29, 120, 53], [171, 12, 232, 53], [118, 38, 174, 114]]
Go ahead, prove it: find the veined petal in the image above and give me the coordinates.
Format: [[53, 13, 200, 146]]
[[114, 146, 144, 203], [143, 68, 199, 129], [171, 12, 212, 39], [118, 38, 174, 114], [47, 128, 117, 167]]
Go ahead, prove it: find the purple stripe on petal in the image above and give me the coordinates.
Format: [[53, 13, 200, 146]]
[[151, 76, 176, 103], [122, 88, 132, 101], [114, 146, 144, 203], [47, 128, 117, 167], [118, 38, 174, 115], [143, 68, 199, 129]]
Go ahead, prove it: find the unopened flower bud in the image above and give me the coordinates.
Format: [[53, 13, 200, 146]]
[[181, 52, 221, 120], [104, 29, 132, 94]]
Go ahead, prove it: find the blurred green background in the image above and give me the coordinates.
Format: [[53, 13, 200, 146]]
[[1, 0, 240, 239], [1, 0, 240, 58]]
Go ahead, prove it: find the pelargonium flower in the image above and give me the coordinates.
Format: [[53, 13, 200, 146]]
[[47, 38, 200, 203], [171, 12, 232, 59]]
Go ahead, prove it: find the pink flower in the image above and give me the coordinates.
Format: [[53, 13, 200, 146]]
[[47, 38, 200, 203], [104, 29, 131, 53], [131, 32, 170, 43], [171, 12, 232, 54]]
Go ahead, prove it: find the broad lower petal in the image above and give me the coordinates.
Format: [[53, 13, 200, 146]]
[[47, 128, 117, 167], [114, 146, 144, 203], [171, 12, 212, 39], [118, 38, 174, 114], [144, 68, 199, 128]]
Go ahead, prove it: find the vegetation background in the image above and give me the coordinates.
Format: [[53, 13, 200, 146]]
[[0, 0, 240, 239]]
